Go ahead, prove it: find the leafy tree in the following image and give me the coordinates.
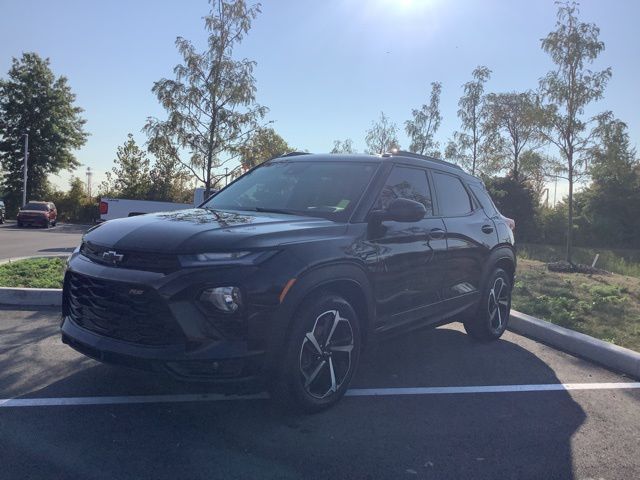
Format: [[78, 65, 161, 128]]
[[0, 53, 88, 214], [330, 138, 355, 154], [576, 114, 639, 247], [365, 112, 400, 154], [147, 143, 194, 203], [50, 176, 97, 223], [144, 0, 267, 198], [100, 134, 151, 199], [447, 66, 492, 175], [484, 175, 541, 243], [538, 1, 612, 263], [482, 91, 542, 181], [405, 81, 442, 157], [238, 127, 292, 170]]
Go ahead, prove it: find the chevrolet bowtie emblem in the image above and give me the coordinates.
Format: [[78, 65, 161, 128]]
[[102, 250, 124, 264]]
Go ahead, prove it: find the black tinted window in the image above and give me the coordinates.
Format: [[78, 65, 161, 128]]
[[376, 166, 433, 216], [24, 203, 49, 211], [470, 184, 499, 217], [433, 172, 472, 216]]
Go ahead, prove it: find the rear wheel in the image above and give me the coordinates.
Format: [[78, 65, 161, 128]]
[[270, 293, 361, 413], [464, 268, 512, 341]]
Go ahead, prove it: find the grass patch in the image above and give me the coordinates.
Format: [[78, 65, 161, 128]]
[[0, 257, 66, 288], [513, 258, 640, 352]]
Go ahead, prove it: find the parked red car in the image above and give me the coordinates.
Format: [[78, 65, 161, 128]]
[[17, 201, 57, 228]]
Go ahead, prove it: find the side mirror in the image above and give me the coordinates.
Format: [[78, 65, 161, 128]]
[[382, 198, 426, 223]]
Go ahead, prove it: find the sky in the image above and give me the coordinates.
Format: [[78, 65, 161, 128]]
[[1, 0, 639, 201]]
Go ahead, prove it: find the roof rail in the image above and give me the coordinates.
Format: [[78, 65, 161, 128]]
[[279, 151, 311, 158], [384, 150, 463, 171]]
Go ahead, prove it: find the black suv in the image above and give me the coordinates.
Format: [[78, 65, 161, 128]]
[[61, 152, 515, 411]]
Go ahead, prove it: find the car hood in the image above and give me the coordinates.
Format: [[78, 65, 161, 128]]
[[83, 208, 346, 254]]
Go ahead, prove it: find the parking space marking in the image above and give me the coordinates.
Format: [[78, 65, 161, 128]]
[[1, 382, 639, 408]]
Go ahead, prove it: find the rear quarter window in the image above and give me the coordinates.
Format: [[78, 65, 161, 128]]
[[432, 172, 473, 217]]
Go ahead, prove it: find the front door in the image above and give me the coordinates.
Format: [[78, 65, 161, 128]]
[[368, 165, 447, 332]]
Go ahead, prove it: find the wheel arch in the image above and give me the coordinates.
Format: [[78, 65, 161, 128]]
[[265, 262, 375, 372], [482, 245, 516, 289]]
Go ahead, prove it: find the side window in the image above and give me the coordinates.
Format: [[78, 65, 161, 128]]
[[433, 172, 472, 217], [375, 166, 433, 216], [469, 184, 499, 217]]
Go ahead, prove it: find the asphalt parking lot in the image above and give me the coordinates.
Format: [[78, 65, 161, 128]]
[[0, 221, 86, 260], [0, 307, 638, 480]]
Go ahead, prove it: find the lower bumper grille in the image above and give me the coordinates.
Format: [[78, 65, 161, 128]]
[[64, 272, 184, 346]]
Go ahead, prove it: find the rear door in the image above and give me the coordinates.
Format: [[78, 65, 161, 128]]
[[368, 165, 447, 331], [431, 171, 496, 311]]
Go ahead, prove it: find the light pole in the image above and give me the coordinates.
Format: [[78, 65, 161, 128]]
[[22, 133, 29, 207]]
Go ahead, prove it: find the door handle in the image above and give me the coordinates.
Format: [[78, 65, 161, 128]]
[[428, 228, 445, 240], [481, 224, 494, 234]]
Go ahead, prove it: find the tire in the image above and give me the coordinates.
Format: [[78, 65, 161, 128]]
[[17, 221, 23, 228], [269, 292, 361, 413], [464, 268, 512, 341]]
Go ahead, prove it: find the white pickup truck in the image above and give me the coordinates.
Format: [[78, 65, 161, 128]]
[[98, 188, 211, 222]]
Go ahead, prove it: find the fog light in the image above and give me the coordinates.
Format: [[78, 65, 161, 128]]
[[200, 286, 242, 313]]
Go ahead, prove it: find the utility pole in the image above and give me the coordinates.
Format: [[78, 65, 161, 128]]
[[225, 167, 228, 186], [22, 133, 29, 207], [86, 167, 93, 198]]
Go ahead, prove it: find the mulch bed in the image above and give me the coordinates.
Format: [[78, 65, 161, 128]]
[[547, 261, 610, 275]]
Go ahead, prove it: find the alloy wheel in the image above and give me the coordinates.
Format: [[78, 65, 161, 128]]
[[487, 277, 510, 333], [298, 309, 354, 399]]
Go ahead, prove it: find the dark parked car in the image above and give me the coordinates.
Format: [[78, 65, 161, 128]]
[[17, 201, 57, 228], [0, 200, 5, 224], [61, 152, 516, 411]]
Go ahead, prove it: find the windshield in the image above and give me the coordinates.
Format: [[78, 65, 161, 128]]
[[23, 203, 48, 211], [204, 161, 378, 220]]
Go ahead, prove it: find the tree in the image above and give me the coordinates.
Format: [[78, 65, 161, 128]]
[[238, 127, 292, 170], [538, 1, 611, 263], [405, 81, 442, 157], [484, 175, 541, 243], [147, 142, 194, 203], [0, 53, 88, 214], [577, 114, 640, 247], [144, 0, 267, 198], [448, 66, 492, 175], [482, 91, 542, 181], [101, 134, 151, 199], [330, 138, 355, 154], [365, 112, 400, 154]]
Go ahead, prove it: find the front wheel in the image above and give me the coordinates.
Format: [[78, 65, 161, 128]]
[[464, 268, 512, 341], [270, 293, 361, 413]]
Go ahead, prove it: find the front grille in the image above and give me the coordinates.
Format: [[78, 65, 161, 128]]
[[80, 242, 180, 273], [64, 272, 184, 346]]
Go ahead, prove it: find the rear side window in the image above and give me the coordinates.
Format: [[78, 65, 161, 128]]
[[433, 172, 472, 216], [375, 166, 433, 216], [469, 184, 499, 217]]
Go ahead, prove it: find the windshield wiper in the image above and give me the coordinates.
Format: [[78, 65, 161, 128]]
[[253, 207, 301, 215]]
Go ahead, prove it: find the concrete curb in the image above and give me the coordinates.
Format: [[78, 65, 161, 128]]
[[0, 287, 62, 307], [0, 254, 70, 266], [509, 310, 640, 380], [0, 255, 67, 307]]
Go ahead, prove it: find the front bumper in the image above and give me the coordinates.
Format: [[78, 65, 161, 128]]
[[18, 216, 48, 226], [60, 251, 288, 382], [61, 316, 265, 382]]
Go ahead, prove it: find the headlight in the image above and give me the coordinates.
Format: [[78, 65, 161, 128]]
[[179, 250, 276, 267], [200, 286, 242, 313]]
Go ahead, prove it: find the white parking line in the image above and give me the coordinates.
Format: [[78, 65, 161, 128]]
[[1, 382, 639, 408]]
